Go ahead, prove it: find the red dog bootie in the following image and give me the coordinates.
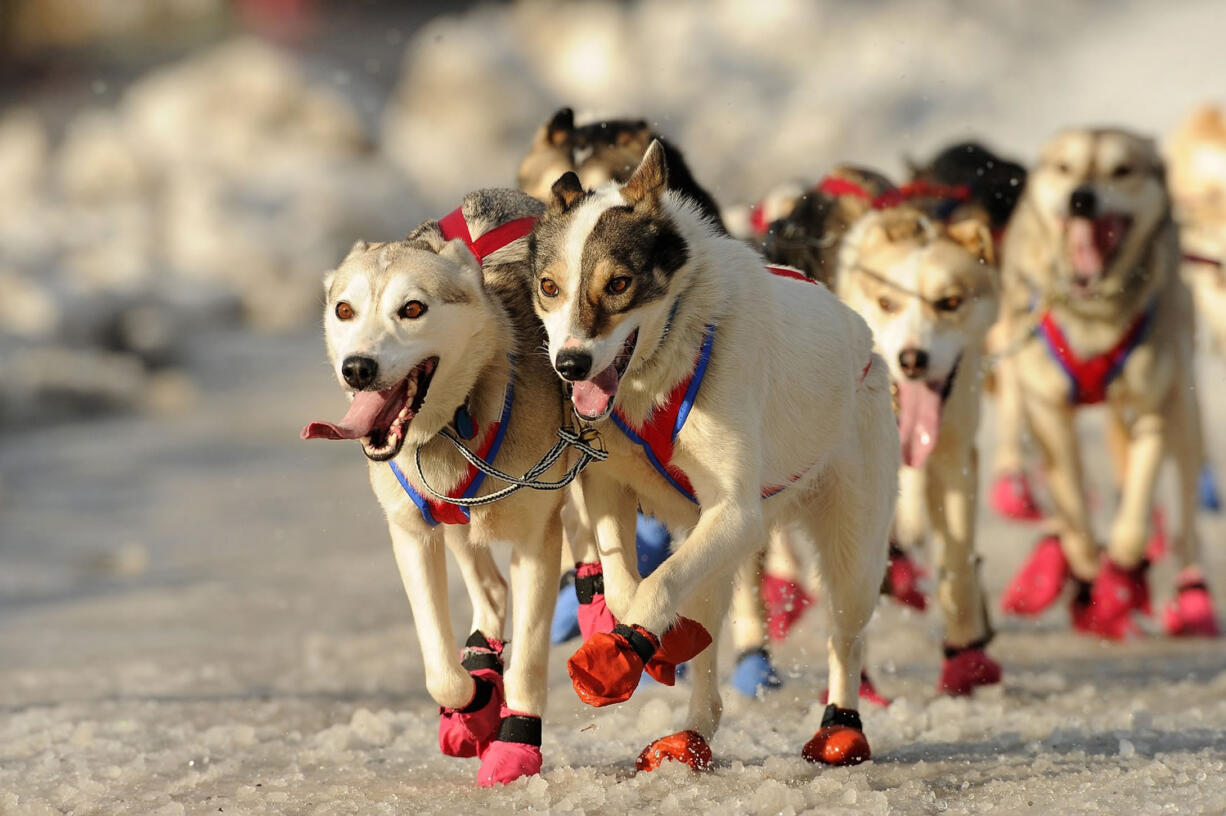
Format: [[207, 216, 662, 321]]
[[938, 641, 1002, 696], [1071, 559, 1150, 640], [761, 573, 815, 641], [636, 730, 713, 772], [1001, 535, 1069, 616], [644, 617, 713, 685], [884, 544, 927, 610], [802, 705, 871, 766], [476, 709, 543, 787], [1163, 568, 1221, 637], [574, 562, 618, 641], [438, 631, 505, 758], [990, 470, 1043, 521], [821, 670, 891, 708]]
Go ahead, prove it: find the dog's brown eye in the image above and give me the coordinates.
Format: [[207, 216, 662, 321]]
[[1111, 164, 1133, 179], [1056, 162, 1071, 174], [540, 278, 560, 297], [335, 301, 354, 320], [935, 295, 963, 313], [606, 276, 631, 295], [878, 296, 898, 314], [399, 300, 427, 319]]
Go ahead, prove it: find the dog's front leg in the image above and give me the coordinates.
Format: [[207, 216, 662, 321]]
[[1107, 409, 1165, 570], [476, 512, 562, 786], [1026, 396, 1099, 581], [389, 523, 471, 708], [581, 468, 642, 622], [928, 451, 990, 648]]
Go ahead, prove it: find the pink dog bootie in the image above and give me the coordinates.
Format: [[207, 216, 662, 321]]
[[574, 562, 618, 641], [884, 544, 927, 610], [938, 641, 1003, 696], [990, 470, 1043, 522], [1001, 535, 1069, 616], [438, 631, 505, 758], [1163, 568, 1221, 637], [476, 708, 543, 787], [761, 573, 814, 641], [1071, 558, 1150, 640]]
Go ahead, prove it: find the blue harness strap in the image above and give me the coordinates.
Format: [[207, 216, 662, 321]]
[[388, 377, 515, 526]]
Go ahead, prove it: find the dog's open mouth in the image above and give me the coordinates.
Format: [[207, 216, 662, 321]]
[[571, 330, 638, 421], [894, 357, 959, 469], [301, 357, 438, 461], [1066, 213, 1133, 293]]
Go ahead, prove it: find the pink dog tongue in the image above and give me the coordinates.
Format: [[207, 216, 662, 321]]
[[572, 364, 619, 419], [896, 380, 942, 468], [301, 390, 392, 440], [1067, 217, 1103, 278]]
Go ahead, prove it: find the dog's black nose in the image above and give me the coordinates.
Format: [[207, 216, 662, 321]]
[[1069, 186, 1097, 218], [342, 355, 379, 390], [555, 349, 592, 382], [898, 348, 930, 380]]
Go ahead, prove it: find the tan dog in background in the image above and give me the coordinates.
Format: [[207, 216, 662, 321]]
[[837, 205, 1003, 693], [998, 128, 1218, 639]]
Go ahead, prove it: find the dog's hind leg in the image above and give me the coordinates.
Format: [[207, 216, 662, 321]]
[[449, 539, 507, 641]]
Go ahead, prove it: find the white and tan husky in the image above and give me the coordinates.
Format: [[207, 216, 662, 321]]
[[527, 141, 899, 770], [997, 128, 1219, 639], [837, 205, 1003, 693], [302, 189, 571, 786]]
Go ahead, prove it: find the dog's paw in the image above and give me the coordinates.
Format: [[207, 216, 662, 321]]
[[567, 624, 654, 706], [731, 649, 783, 698], [438, 675, 503, 758], [1071, 559, 1149, 640], [990, 470, 1043, 522], [475, 711, 543, 787], [1000, 535, 1069, 616], [938, 647, 1003, 696], [802, 706, 871, 766], [636, 730, 713, 772], [1163, 568, 1220, 637]]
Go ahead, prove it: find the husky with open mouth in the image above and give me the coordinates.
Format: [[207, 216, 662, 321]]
[[998, 128, 1219, 639], [302, 189, 574, 786], [837, 205, 1003, 694], [528, 141, 899, 770]]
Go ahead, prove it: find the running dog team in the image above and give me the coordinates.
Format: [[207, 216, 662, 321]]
[[303, 104, 1226, 786]]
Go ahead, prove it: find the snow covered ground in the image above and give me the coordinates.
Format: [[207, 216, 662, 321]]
[[4, 1, 1226, 813]]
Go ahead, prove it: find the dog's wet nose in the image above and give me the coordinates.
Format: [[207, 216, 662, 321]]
[[342, 355, 379, 390], [1069, 186, 1097, 218], [898, 348, 930, 380], [555, 349, 593, 381]]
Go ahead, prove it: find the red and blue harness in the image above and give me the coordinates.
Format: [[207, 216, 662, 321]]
[[612, 264, 867, 503], [387, 206, 536, 526], [1034, 305, 1154, 406]]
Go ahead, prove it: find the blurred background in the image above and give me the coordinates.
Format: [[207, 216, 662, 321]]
[[2, 2, 1225, 812]]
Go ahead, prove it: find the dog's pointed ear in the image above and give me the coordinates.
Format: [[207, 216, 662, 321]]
[[549, 171, 585, 214], [546, 107, 574, 148], [622, 139, 669, 208], [323, 270, 336, 294], [947, 219, 995, 266]]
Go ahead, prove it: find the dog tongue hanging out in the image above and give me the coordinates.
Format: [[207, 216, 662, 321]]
[[895, 379, 943, 468]]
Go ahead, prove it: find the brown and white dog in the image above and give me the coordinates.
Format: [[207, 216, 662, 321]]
[[997, 128, 1219, 639], [527, 141, 899, 770], [837, 205, 1003, 694], [302, 189, 572, 786]]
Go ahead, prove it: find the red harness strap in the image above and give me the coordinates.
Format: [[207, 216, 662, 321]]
[[1183, 252, 1223, 270], [1036, 308, 1154, 406], [437, 207, 537, 263], [816, 176, 971, 211]]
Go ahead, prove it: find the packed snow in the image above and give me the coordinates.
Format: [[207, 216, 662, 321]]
[[3, 0, 1226, 813]]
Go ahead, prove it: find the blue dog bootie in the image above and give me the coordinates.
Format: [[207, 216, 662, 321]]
[[732, 648, 783, 698], [1199, 464, 1221, 513]]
